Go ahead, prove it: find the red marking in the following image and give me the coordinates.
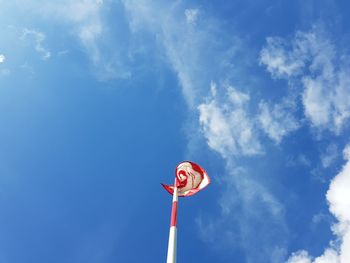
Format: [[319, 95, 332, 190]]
[[176, 170, 187, 188], [161, 183, 174, 194], [189, 161, 205, 180], [170, 201, 178, 227]]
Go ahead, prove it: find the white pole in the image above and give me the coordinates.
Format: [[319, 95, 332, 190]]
[[166, 178, 178, 263]]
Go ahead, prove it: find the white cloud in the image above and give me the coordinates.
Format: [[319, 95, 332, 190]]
[[260, 27, 350, 133], [302, 76, 332, 127], [57, 50, 69, 56], [227, 85, 249, 105], [286, 154, 311, 167], [315, 249, 341, 263], [5, 0, 131, 80], [260, 37, 305, 78], [0, 54, 5, 63], [343, 144, 350, 160], [198, 83, 262, 158], [44, 0, 131, 80], [298, 155, 312, 167], [121, 0, 241, 107], [21, 28, 51, 60], [286, 249, 341, 263], [312, 211, 328, 223], [286, 251, 312, 263], [321, 143, 338, 168], [185, 8, 199, 25], [286, 144, 350, 263], [327, 145, 350, 228], [258, 99, 300, 143], [198, 100, 236, 157], [122, 0, 196, 104]]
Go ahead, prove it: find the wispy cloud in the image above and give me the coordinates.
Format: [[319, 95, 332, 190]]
[[44, 0, 131, 80], [260, 26, 350, 133], [258, 98, 300, 143], [286, 154, 312, 167], [0, 53, 8, 76], [185, 8, 199, 25], [0, 54, 5, 63], [122, 0, 199, 105], [260, 36, 305, 78], [21, 28, 51, 60], [122, 0, 241, 107], [198, 82, 262, 158], [6, 0, 131, 80], [320, 143, 338, 168]]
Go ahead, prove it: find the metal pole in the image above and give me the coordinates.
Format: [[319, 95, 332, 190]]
[[166, 178, 178, 263]]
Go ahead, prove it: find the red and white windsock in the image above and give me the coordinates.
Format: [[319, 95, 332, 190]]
[[162, 161, 210, 263]]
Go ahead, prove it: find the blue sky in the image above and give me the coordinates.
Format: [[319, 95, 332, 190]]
[[1, 1, 350, 262]]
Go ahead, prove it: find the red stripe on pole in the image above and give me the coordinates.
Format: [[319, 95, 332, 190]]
[[170, 201, 178, 227]]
